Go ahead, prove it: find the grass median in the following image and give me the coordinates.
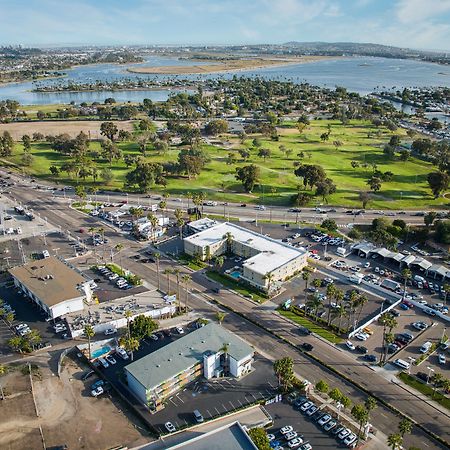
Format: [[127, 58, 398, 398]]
[[279, 309, 343, 344], [206, 270, 266, 303], [398, 372, 450, 411]]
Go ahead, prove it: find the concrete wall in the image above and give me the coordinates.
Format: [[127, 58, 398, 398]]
[[229, 353, 253, 377], [203, 352, 221, 379], [50, 297, 85, 319], [125, 369, 148, 406]]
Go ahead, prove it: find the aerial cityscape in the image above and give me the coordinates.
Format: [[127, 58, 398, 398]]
[[0, 1, 449, 450]]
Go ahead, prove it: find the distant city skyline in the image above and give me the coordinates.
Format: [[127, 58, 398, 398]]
[[0, 0, 449, 51]]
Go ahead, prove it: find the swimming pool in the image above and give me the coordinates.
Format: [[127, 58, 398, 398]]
[[230, 271, 241, 279], [92, 345, 111, 359]]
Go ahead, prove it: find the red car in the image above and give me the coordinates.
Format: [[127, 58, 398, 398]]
[[402, 300, 414, 308]]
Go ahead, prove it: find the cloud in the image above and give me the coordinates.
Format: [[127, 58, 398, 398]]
[[396, 0, 450, 23]]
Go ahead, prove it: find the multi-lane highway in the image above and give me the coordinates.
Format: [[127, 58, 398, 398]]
[[2, 174, 450, 449]]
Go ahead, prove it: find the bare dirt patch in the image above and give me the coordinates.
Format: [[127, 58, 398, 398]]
[[0, 120, 135, 140]]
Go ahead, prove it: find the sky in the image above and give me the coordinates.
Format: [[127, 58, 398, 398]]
[[1, 0, 450, 51]]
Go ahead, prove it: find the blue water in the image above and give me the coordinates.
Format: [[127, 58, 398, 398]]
[[1, 56, 449, 104], [92, 345, 111, 359], [230, 271, 241, 279]]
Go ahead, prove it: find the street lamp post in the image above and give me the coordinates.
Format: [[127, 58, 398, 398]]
[[426, 366, 434, 384]]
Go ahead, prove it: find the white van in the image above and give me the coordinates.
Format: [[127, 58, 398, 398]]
[[42, 250, 50, 258], [98, 357, 109, 368], [394, 358, 411, 370], [420, 342, 432, 353]]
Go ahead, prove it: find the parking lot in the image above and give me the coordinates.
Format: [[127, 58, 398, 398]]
[[265, 396, 358, 450]]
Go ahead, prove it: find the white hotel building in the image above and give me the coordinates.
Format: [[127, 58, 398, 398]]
[[184, 220, 308, 293]]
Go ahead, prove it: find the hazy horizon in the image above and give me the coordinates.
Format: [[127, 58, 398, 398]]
[[0, 0, 449, 51]]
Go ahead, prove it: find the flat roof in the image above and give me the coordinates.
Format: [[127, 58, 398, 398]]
[[167, 421, 258, 450], [184, 222, 306, 275], [9, 256, 87, 307], [125, 323, 253, 391]]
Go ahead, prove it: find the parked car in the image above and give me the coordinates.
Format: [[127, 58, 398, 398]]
[[115, 346, 129, 360], [301, 343, 314, 351], [91, 386, 104, 397], [323, 419, 337, 431], [346, 341, 355, 351], [285, 431, 298, 441], [305, 405, 318, 416], [106, 355, 116, 365], [165, 422, 176, 433], [287, 437, 304, 448], [281, 425, 294, 434], [439, 353, 447, 365], [412, 321, 428, 331], [300, 402, 313, 412], [317, 414, 332, 426], [356, 345, 368, 354], [81, 370, 95, 381], [176, 326, 184, 334], [104, 328, 116, 336]]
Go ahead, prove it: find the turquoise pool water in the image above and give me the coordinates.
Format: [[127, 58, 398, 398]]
[[92, 345, 111, 359], [230, 271, 241, 279]]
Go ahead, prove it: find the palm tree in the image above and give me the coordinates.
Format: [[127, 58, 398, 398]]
[[326, 283, 337, 326], [347, 290, 359, 331], [333, 304, 348, 334], [302, 270, 311, 299], [216, 311, 226, 325], [84, 324, 95, 360], [148, 213, 158, 242], [356, 295, 368, 325], [431, 372, 444, 398], [174, 269, 181, 311], [306, 294, 322, 321], [401, 268, 412, 299], [182, 274, 191, 312], [124, 310, 132, 340], [379, 312, 397, 364], [263, 272, 275, 295], [186, 191, 193, 209], [398, 418, 413, 437], [222, 232, 234, 255], [154, 252, 161, 290], [119, 335, 140, 362], [214, 255, 225, 272], [113, 242, 124, 267], [27, 329, 42, 350], [163, 268, 173, 295], [443, 283, 450, 306], [387, 433, 403, 450], [174, 208, 185, 239]]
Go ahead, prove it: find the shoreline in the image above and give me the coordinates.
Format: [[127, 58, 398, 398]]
[[126, 56, 343, 75], [30, 85, 192, 94]]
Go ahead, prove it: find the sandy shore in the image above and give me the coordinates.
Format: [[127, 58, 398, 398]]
[[127, 56, 340, 75]]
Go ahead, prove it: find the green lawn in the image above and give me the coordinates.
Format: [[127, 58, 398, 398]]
[[279, 309, 343, 344], [5, 119, 446, 209], [398, 372, 450, 411], [206, 270, 267, 303]]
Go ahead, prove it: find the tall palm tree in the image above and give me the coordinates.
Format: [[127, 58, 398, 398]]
[[306, 294, 322, 321], [431, 373, 444, 399], [263, 272, 275, 295], [302, 270, 311, 300], [387, 433, 403, 450], [154, 252, 161, 290], [148, 213, 158, 242], [333, 304, 348, 334], [186, 191, 193, 209], [174, 208, 185, 239], [119, 335, 140, 362], [163, 268, 173, 295], [174, 269, 181, 311], [222, 232, 234, 255], [221, 342, 230, 374], [356, 295, 368, 325], [124, 310, 132, 340], [398, 418, 413, 437], [84, 324, 95, 360], [182, 274, 191, 312], [113, 242, 124, 266], [326, 283, 337, 326], [443, 283, 450, 306], [401, 268, 412, 299]]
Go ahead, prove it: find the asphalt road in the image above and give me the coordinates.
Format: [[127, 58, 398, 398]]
[[4, 181, 450, 450]]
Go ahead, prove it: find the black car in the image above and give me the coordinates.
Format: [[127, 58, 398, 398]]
[[356, 345, 368, 354], [364, 354, 377, 362], [240, 203, 247, 207], [416, 372, 429, 382], [301, 343, 314, 351], [81, 370, 95, 381], [389, 310, 400, 317], [298, 326, 312, 336]]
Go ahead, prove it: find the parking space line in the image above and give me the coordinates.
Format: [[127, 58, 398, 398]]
[[237, 398, 243, 407], [214, 406, 220, 415], [229, 400, 235, 410], [206, 409, 213, 418], [250, 392, 258, 401], [268, 381, 277, 389], [222, 403, 228, 412]]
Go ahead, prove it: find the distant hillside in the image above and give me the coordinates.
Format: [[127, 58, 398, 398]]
[[280, 41, 449, 64]]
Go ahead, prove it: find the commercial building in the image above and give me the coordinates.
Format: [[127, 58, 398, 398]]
[[9, 256, 92, 319], [124, 323, 254, 411], [166, 421, 258, 450], [184, 221, 308, 292]]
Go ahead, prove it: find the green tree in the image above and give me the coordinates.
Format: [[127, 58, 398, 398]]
[[273, 357, 294, 392], [427, 171, 449, 198], [398, 418, 413, 437], [351, 404, 369, 443], [315, 379, 329, 394], [100, 121, 118, 141], [119, 335, 140, 362], [84, 325, 95, 360], [130, 315, 158, 341], [235, 164, 260, 193], [321, 218, 338, 231], [215, 311, 226, 325], [329, 387, 342, 404], [258, 148, 271, 161], [367, 176, 382, 192], [100, 167, 114, 185], [248, 428, 271, 450], [387, 433, 403, 450]]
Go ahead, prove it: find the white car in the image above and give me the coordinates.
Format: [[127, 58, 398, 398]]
[[109, 273, 119, 281], [355, 332, 369, 341], [317, 414, 331, 426], [91, 386, 104, 397], [300, 401, 313, 412], [305, 405, 318, 416], [115, 346, 129, 360], [364, 262, 370, 268], [104, 328, 116, 336], [165, 422, 176, 433], [106, 355, 116, 365], [267, 434, 276, 442], [150, 334, 158, 341], [323, 419, 337, 431], [176, 326, 184, 334], [281, 425, 294, 434], [439, 353, 446, 365], [338, 428, 351, 440], [285, 431, 298, 441], [287, 437, 303, 448], [346, 341, 356, 351], [343, 433, 357, 445]]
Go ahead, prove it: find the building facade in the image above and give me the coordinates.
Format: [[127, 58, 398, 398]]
[[184, 221, 308, 292], [124, 323, 254, 411], [9, 256, 91, 319]]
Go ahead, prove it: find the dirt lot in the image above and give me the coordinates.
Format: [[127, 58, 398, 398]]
[[0, 367, 43, 450], [0, 120, 135, 140], [0, 354, 149, 450]]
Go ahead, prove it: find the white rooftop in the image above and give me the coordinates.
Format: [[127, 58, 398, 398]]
[[185, 222, 307, 275]]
